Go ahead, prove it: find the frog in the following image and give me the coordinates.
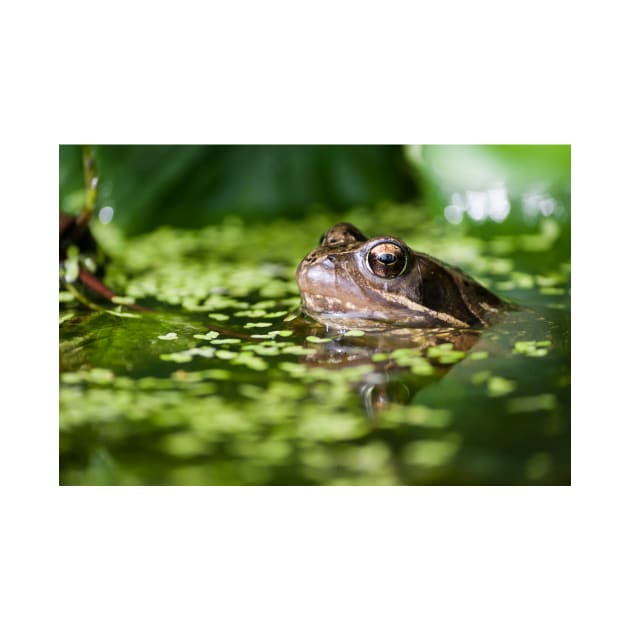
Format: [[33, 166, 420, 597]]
[[296, 222, 507, 330]]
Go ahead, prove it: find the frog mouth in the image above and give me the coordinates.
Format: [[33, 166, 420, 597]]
[[299, 290, 470, 329]]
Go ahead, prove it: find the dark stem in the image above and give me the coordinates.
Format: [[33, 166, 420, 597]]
[[77, 145, 98, 228], [206, 323, 253, 340], [77, 267, 150, 312]]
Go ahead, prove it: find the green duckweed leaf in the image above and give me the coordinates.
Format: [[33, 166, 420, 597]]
[[468, 351, 489, 360], [216, 350, 238, 360], [306, 336, 332, 344], [487, 376, 516, 397], [343, 329, 366, 337], [158, 332, 178, 340], [193, 331, 220, 340], [208, 313, 230, 321]]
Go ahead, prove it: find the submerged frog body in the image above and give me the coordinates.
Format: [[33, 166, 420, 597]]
[[296, 222, 506, 329]]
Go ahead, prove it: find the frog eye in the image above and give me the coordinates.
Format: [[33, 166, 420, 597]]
[[366, 241, 408, 278]]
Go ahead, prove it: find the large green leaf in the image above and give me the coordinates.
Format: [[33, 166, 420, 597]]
[[59, 145, 417, 234]]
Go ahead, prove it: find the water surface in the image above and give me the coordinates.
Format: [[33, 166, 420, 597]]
[[59, 208, 570, 484]]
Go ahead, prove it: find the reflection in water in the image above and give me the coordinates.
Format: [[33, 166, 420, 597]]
[[359, 380, 412, 419], [297, 317, 482, 418], [59, 299, 570, 485]]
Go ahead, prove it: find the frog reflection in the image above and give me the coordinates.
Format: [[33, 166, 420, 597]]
[[294, 317, 483, 417]]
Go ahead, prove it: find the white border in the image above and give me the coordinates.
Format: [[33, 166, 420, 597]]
[[4, 1, 629, 628]]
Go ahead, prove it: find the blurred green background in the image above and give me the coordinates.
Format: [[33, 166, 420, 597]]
[[59, 145, 570, 235]]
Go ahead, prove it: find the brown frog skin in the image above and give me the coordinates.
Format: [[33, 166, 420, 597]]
[[296, 222, 507, 330]]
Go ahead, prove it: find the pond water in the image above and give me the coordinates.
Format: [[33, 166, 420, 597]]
[[59, 206, 570, 485]]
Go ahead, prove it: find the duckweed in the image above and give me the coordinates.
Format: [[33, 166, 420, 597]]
[[193, 331, 220, 340], [158, 332, 178, 340], [231, 354, 269, 371], [271, 330, 293, 337], [306, 335, 332, 344], [487, 377, 517, 397], [111, 295, 136, 305], [61, 206, 570, 485], [215, 350, 238, 360], [469, 351, 489, 360], [208, 313, 230, 321], [403, 438, 460, 468], [513, 340, 552, 357]]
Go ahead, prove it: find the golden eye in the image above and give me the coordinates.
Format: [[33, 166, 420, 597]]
[[366, 241, 408, 278]]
